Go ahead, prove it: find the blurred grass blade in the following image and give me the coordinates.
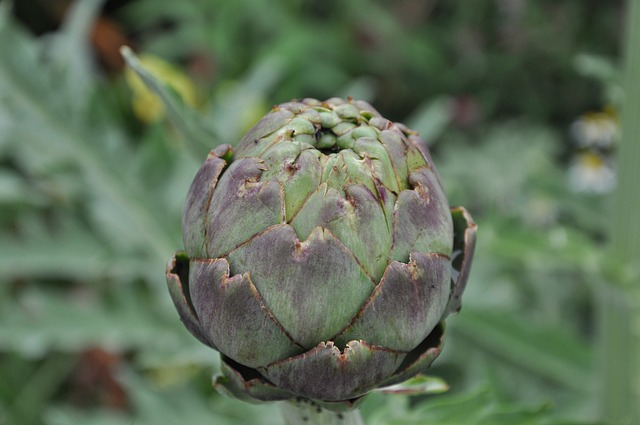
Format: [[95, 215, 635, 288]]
[[337, 76, 376, 104], [46, 0, 105, 109], [6, 353, 76, 425], [573, 54, 621, 84], [0, 0, 12, 24], [600, 0, 640, 422], [454, 308, 593, 391], [121, 46, 218, 157], [405, 97, 454, 146], [378, 375, 449, 395], [207, 55, 283, 143]]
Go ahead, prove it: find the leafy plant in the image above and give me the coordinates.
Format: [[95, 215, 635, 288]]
[[0, 1, 627, 424]]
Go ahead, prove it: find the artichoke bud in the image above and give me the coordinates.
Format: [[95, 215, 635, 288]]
[[166, 97, 477, 407]]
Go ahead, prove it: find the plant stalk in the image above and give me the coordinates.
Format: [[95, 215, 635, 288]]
[[599, 0, 640, 423], [279, 401, 364, 425]]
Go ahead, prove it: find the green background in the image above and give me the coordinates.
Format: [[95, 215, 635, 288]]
[[0, 0, 632, 424]]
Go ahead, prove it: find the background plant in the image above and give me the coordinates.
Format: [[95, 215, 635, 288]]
[[0, 0, 630, 424]]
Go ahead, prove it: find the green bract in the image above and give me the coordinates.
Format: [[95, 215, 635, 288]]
[[166, 97, 476, 408]]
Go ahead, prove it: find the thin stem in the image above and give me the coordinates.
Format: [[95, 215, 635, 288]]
[[279, 400, 364, 425], [599, 0, 640, 423]]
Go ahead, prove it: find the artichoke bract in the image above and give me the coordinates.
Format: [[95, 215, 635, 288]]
[[166, 97, 476, 407]]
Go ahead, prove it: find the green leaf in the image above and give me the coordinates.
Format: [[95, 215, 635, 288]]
[[0, 18, 178, 265], [120, 46, 219, 157], [207, 55, 284, 143], [45, 0, 105, 114], [377, 375, 449, 396], [0, 285, 206, 359], [0, 216, 117, 282], [452, 308, 593, 392], [405, 97, 454, 145], [2, 353, 76, 425], [46, 370, 283, 425]]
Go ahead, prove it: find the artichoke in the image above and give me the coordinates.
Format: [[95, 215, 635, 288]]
[[166, 97, 476, 408]]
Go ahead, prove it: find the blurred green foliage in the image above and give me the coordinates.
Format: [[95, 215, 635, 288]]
[[0, 0, 625, 424]]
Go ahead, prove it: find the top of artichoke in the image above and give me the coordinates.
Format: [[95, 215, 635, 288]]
[[183, 97, 453, 284]]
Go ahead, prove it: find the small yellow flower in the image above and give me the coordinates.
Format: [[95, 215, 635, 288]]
[[125, 53, 198, 123]]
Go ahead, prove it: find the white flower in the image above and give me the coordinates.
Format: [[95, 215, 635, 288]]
[[570, 109, 619, 150], [567, 152, 616, 194]]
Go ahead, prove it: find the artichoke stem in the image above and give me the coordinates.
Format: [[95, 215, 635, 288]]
[[279, 400, 364, 425]]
